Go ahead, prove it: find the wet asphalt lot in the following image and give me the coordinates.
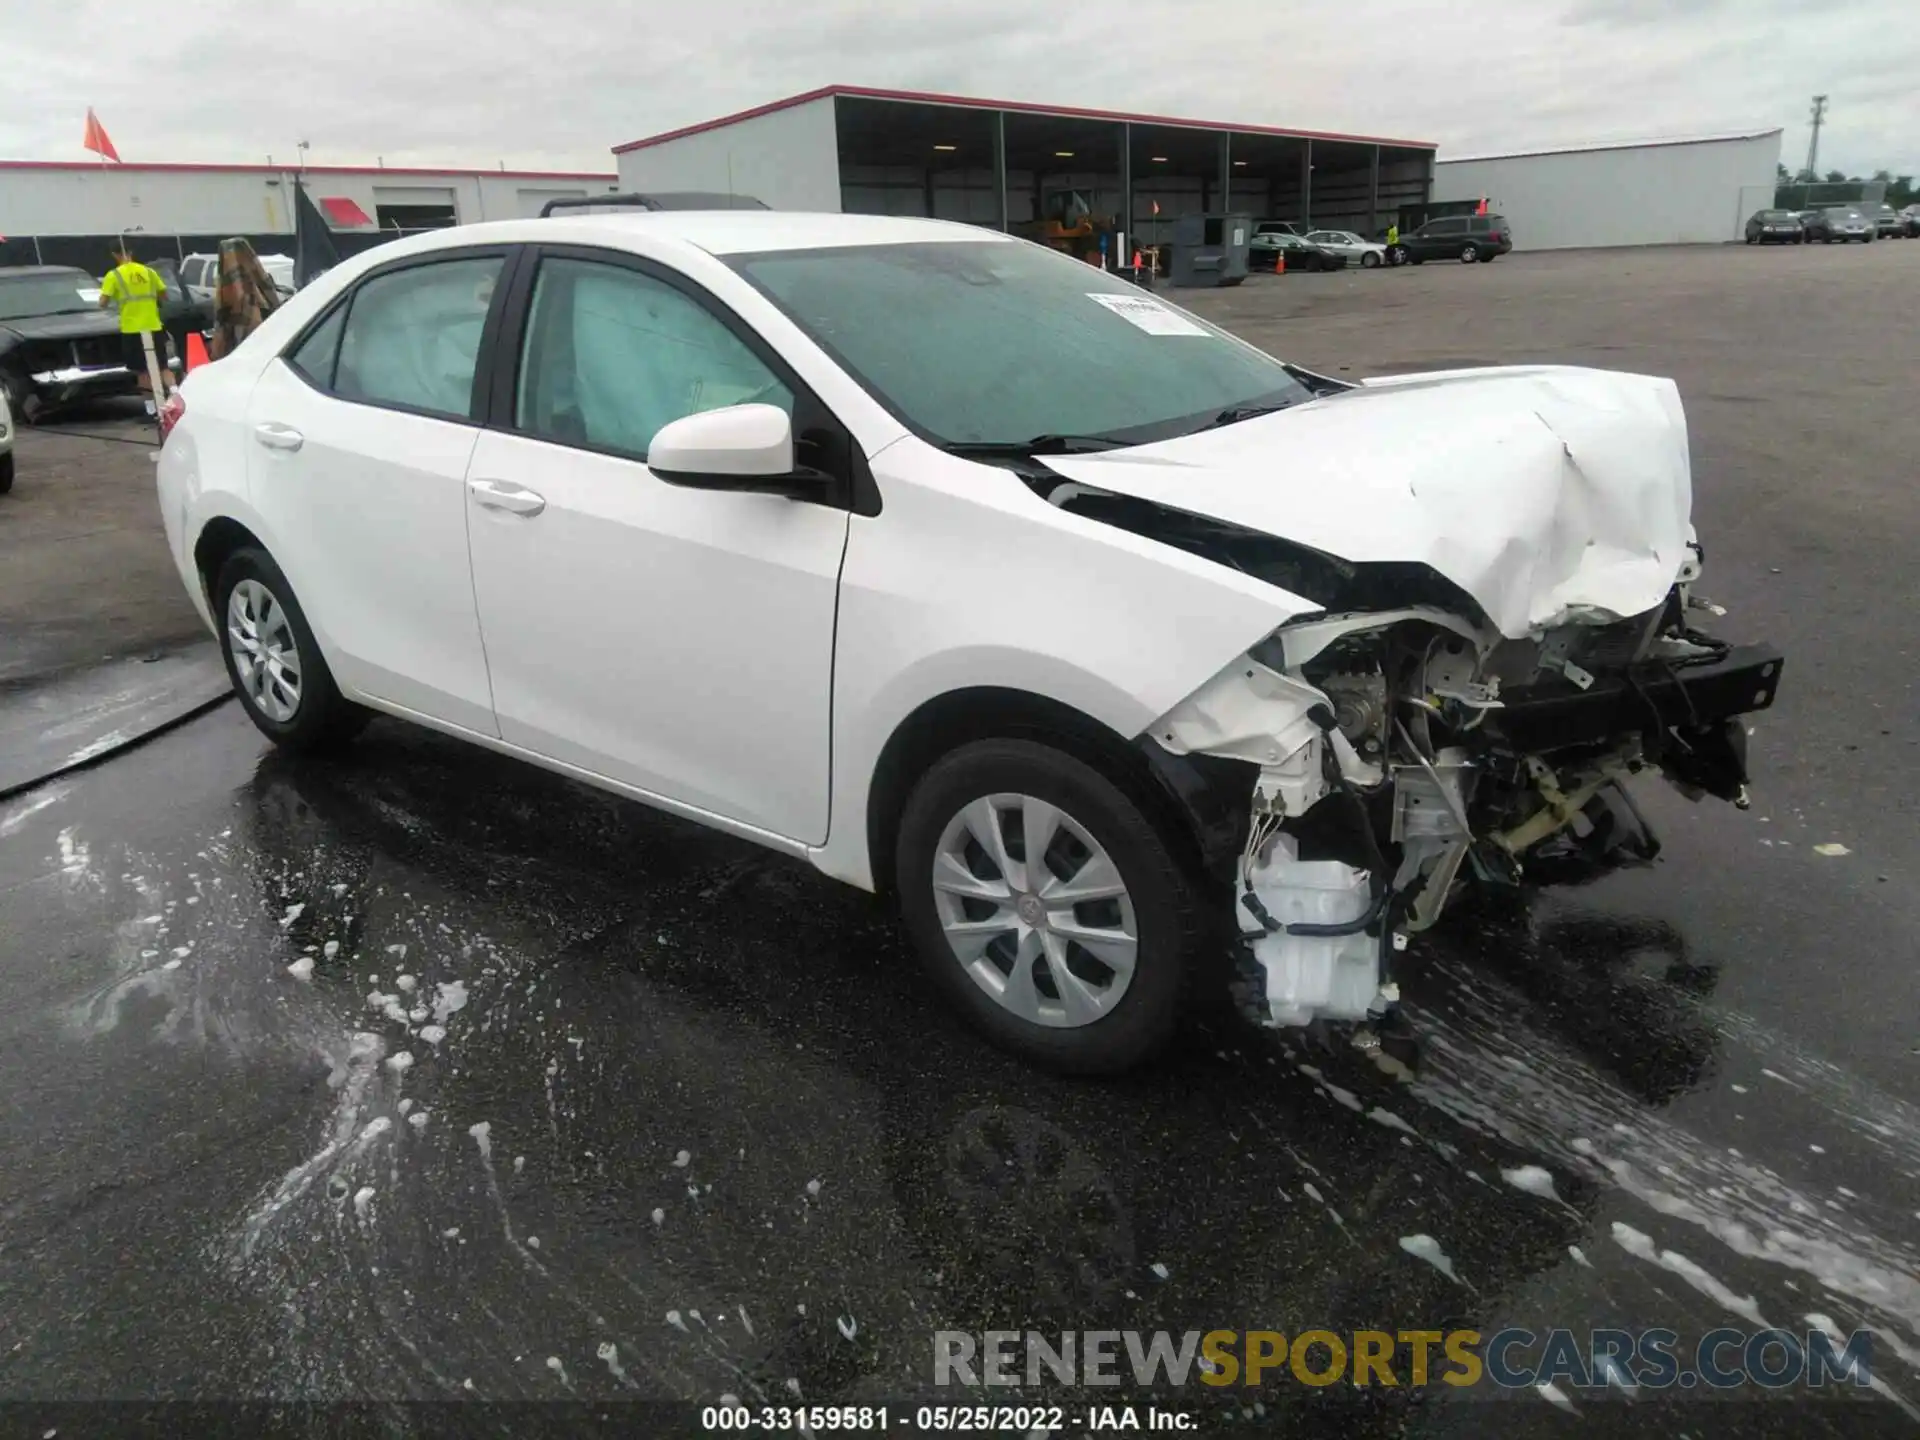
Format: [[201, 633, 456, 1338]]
[[2, 241, 1918, 1436]]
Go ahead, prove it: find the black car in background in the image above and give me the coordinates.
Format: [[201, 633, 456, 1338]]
[[0, 263, 209, 422], [1744, 209, 1804, 243], [1250, 231, 1347, 272], [1801, 206, 1875, 244], [1394, 213, 1514, 264]]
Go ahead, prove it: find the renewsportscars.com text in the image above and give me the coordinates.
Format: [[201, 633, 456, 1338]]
[[934, 1327, 1875, 1392]]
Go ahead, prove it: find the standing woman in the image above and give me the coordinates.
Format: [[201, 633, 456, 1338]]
[[207, 238, 281, 360]]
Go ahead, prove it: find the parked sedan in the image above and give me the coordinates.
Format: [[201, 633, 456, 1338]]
[[156, 211, 1783, 1074], [1744, 209, 1804, 244], [1874, 204, 1904, 239], [1253, 232, 1347, 272], [1806, 206, 1875, 243], [1305, 229, 1389, 268]]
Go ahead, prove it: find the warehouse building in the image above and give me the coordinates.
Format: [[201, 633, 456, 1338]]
[[1431, 130, 1783, 250], [0, 160, 619, 269], [615, 85, 1437, 250]]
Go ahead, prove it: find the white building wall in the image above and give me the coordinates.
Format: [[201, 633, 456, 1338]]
[[0, 165, 618, 238], [616, 96, 842, 212], [1433, 132, 1782, 250]]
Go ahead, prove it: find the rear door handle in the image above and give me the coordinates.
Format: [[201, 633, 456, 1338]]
[[467, 478, 546, 517], [253, 422, 304, 452]]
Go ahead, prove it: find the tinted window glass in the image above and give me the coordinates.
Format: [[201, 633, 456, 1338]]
[[515, 257, 791, 459], [333, 256, 502, 420], [1426, 219, 1468, 236], [729, 240, 1311, 448], [287, 303, 348, 389]]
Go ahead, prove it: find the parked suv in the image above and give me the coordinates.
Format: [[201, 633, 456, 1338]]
[[1396, 214, 1514, 264], [182, 251, 299, 304]]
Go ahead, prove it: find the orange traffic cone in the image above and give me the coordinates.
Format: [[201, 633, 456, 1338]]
[[185, 330, 210, 371], [1275, 252, 1285, 274], [1132, 249, 1142, 268]]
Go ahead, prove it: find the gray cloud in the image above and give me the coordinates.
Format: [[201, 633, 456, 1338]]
[[1, 0, 1913, 176]]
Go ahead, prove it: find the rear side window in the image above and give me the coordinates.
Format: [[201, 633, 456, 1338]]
[[287, 303, 347, 389], [332, 257, 503, 421], [1426, 218, 1467, 236], [514, 257, 791, 460]]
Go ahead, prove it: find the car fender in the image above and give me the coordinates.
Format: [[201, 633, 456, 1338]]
[[810, 445, 1316, 890]]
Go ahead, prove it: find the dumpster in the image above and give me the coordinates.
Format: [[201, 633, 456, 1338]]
[[1168, 213, 1251, 288]]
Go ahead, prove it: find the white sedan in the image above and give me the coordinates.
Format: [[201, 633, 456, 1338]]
[[155, 211, 1781, 1073], [1305, 229, 1389, 268]]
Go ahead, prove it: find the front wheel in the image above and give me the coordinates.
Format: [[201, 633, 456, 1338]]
[[1460, 242, 1479, 263], [894, 739, 1200, 1074], [1361, 251, 1381, 268], [214, 547, 369, 753]]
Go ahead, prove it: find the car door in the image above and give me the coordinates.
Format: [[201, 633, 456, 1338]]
[[1411, 218, 1461, 259], [245, 248, 509, 735], [462, 246, 851, 843]]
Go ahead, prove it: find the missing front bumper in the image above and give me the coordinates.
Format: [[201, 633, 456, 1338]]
[[1488, 644, 1783, 751]]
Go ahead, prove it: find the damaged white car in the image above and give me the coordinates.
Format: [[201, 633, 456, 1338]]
[[157, 211, 1782, 1074]]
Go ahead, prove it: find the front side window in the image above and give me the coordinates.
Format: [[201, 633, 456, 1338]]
[[514, 257, 792, 459], [331, 256, 502, 420], [728, 240, 1310, 448]]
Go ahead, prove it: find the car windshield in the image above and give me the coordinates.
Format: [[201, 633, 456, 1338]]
[[0, 272, 98, 320], [728, 240, 1312, 448]]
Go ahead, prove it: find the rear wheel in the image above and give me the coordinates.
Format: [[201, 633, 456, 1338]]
[[894, 739, 1199, 1074], [214, 547, 369, 753], [0, 453, 13, 496]]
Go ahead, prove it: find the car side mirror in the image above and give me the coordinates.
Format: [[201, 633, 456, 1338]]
[[647, 404, 826, 499]]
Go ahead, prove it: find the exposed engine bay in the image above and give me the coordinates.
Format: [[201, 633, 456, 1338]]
[[1145, 543, 1783, 1036]]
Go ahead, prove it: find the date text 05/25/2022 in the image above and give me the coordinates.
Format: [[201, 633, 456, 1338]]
[[699, 1404, 1195, 1431]]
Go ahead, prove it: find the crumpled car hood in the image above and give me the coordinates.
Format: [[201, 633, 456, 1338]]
[[1038, 364, 1695, 638]]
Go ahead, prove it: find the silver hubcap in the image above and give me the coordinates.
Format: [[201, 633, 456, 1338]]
[[227, 578, 302, 723], [931, 793, 1138, 1029]]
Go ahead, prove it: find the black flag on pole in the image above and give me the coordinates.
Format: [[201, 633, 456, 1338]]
[[292, 181, 342, 288]]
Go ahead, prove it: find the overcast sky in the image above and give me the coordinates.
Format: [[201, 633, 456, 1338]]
[[3, 0, 1914, 177]]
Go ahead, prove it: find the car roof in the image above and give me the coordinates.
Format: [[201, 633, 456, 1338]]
[[368, 210, 1016, 261]]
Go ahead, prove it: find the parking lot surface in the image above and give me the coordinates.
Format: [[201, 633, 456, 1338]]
[[2, 242, 1917, 1435]]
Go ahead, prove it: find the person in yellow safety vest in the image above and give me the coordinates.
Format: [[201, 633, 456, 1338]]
[[97, 245, 170, 415]]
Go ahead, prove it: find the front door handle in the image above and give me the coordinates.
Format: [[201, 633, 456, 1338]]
[[467, 478, 547, 517], [253, 422, 304, 452]]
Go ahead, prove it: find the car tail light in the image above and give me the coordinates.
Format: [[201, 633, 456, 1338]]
[[158, 390, 185, 443]]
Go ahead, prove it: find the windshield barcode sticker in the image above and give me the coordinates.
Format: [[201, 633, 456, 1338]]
[[1087, 292, 1208, 336]]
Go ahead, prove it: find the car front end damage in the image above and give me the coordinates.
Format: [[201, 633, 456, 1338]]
[[1147, 555, 1781, 1040], [1028, 361, 1784, 1048]]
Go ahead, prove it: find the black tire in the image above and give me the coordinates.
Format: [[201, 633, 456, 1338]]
[[1459, 242, 1479, 263], [1361, 251, 1380, 268], [0, 452, 13, 496], [213, 546, 369, 753], [894, 738, 1201, 1075]]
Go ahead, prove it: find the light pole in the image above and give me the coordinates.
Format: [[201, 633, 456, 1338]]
[[1804, 96, 1827, 180]]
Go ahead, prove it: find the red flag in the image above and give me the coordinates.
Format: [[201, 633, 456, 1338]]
[[83, 108, 120, 162], [1151, 199, 1161, 216], [1476, 195, 1488, 216]]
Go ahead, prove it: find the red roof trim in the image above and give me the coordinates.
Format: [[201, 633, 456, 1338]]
[[0, 160, 615, 180], [614, 84, 1436, 154]]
